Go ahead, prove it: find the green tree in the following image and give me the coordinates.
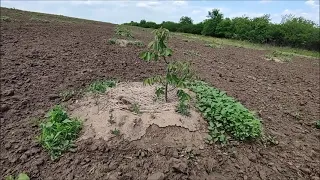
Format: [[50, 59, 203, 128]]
[[202, 9, 224, 36], [179, 16, 193, 25]]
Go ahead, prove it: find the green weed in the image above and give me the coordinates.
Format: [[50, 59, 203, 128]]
[[130, 103, 141, 114], [5, 173, 29, 180], [187, 81, 262, 143], [265, 50, 293, 62], [107, 38, 117, 44], [88, 80, 116, 93], [59, 90, 75, 102], [37, 105, 82, 160], [316, 120, 320, 129], [176, 89, 191, 116], [127, 40, 144, 47], [111, 128, 120, 136], [115, 25, 133, 38], [1, 16, 11, 22]]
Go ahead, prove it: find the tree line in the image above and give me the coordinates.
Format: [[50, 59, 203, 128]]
[[124, 9, 320, 51]]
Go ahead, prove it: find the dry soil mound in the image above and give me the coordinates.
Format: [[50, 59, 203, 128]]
[[68, 82, 207, 142]]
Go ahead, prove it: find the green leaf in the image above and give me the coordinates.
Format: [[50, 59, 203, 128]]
[[165, 48, 173, 56], [17, 173, 30, 180]]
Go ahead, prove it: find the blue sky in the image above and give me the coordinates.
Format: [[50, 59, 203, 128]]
[[1, 0, 319, 24]]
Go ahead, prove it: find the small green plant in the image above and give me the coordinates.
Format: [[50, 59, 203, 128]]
[[88, 80, 116, 93], [130, 103, 141, 114], [59, 90, 75, 101], [1, 16, 11, 22], [107, 38, 117, 44], [261, 134, 278, 147], [187, 81, 262, 143], [5, 173, 29, 180], [176, 89, 191, 116], [316, 120, 320, 129], [38, 105, 82, 160], [155, 86, 165, 100], [140, 28, 194, 102], [111, 128, 120, 136], [115, 25, 133, 38]]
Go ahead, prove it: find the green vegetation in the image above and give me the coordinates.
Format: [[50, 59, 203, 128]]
[[115, 25, 133, 38], [38, 105, 82, 160], [125, 9, 320, 53], [30, 17, 50, 23], [139, 28, 194, 102], [111, 128, 120, 136], [187, 81, 262, 143], [5, 173, 29, 180], [130, 103, 141, 114], [176, 89, 191, 116], [265, 51, 293, 62], [1, 16, 11, 22], [59, 90, 75, 102], [88, 80, 116, 93], [107, 38, 117, 44], [316, 120, 320, 129]]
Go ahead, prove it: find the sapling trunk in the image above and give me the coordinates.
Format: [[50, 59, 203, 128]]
[[164, 56, 169, 102]]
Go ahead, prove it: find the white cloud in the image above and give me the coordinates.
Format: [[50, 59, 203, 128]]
[[260, 0, 272, 4], [172, 1, 188, 6], [305, 0, 320, 8], [136, 1, 161, 8]]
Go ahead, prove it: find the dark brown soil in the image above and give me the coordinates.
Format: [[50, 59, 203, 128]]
[[1, 8, 319, 180]]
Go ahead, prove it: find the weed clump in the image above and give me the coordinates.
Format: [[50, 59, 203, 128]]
[[115, 25, 133, 38], [88, 80, 116, 93], [265, 51, 293, 62], [188, 81, 262, 143], [38, 105, 82, 160], [5, 173, 29, 180], [1, 16, 11, 22]]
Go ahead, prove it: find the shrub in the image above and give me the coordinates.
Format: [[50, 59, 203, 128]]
[[88, 80, 116, 93], [38, 105, 82, 160], [187, 81, 262, 143]]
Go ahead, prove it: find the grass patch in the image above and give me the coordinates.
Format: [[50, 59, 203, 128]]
[[176, 32, 319, 59], [265, 50, 293, 62], [187, 81, 262, 143], [38, 105, 82, 160], [88, 80, 116, 93], [130, 103, 141, 114]]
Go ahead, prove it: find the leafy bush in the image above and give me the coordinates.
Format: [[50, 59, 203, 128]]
[[187, 81, 262, 143], [88, 80, 116, 93], [176, 89, 191, 116], [38, 105, 82, 160]]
